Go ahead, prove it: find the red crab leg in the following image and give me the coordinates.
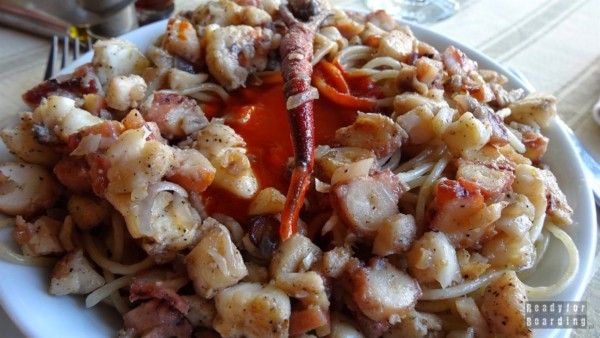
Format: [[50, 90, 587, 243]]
[[278, 2, 328, 241]]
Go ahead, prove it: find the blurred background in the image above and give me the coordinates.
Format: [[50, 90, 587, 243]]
[[0, 0, 598, 336]]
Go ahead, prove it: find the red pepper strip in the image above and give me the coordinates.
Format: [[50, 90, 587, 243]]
[[315, 60, 349, 94], [313, 69, 378, 111], [258, 71, 284, 85]]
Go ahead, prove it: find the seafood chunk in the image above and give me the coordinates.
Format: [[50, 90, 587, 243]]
[[167, 148, 216, 195], [14, 215, 63, 256], [335, 112, 406, 158], [428, 179, 504, 248], [0, 162, 59, 216], [123, 299, 192, 338], [330, 314, 365, 338], [366, 10, 402, 31], [195, 121, 258, 198], [33, 96, 103, 141], [377, 30, 415, 62], [539, 168, 573, 225], [22, 64, 102, 109], [182, 295, 216, 328], [105, 127, 174, 198], [192, 0, 272, 26], [1, 113, 60, 166], [186, 221, 248, 298], [396, 105, 435, 145], [214, 283, 290, 338], [372, 213, 416, 256], [205, 25, 274, 90], [441, 45, 477, 77], [480, 271, 532, 338], [331, 170, 406, 237], [92, 39, 150, 84], [248, 187, 286, 216], [143, 91, 208, 139], [508, 93, 557, 128], [164, 18, 201, 63], [456, 160, 514, 200], [314, 145, 374, 182], [270, 234, 321, 276], [350, 258, 421, 323], [67, 195, 109, 230], [49, 250, 105, 295], [105, 74, 147, 111], [384, 311, 442, 338], [407, 231, 461, 288], [442, 112, 491, 156]]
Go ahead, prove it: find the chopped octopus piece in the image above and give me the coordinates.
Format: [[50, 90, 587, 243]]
[[406, 231, 461, 288], [105, 74, 147, 111], [428, 178, 505, 249], [383, 311, 443, 338], [213, 283, 291, 338], [365, 9, 402, 31], [0, 113, 61, 166], [480, 271, 532, 338], [314, 145, 375, 183], [191, 0, 272, 27], [167, 148, 216, 195], [441, 45, 478, 77], [334, 112, 407, 158], [349, 258, 422, 323], [456, 160, 514, 200], [14, 215, 63, 256], [372, 213, 416, 256], [195, 120, 258, 199], [33, 95, 103, 141], [185, 221, 248, 298], [205, 25, 274, 90], [49, 249, 105, 295], [143, 91, 208, 139], [129, 276, 189, 314], [508, 93, 557, 128], [0, 162, 59, 216], [539, 168, 573, 225], [377, 30, 416, 63], [182, 295, 216, 328], [22, 63, 101, 109], [92, 38, 150, 84], [123, 299, 192, 338], [163, 17, 202, 64], [331, 170, 406, 237]]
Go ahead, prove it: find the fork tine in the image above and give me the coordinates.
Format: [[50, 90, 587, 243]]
[[74, 38, 80, 60], [87, 37, 93, 52], [61, 35, 68, 69], [44, 36, 58, 80]]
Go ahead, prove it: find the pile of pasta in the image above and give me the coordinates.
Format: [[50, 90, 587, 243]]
[[0, 1, 577, 337]]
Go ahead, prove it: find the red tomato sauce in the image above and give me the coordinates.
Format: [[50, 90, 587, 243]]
[[201, 77, 371, 224]]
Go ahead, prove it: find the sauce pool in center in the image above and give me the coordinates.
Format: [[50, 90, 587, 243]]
[[201, 82, 359, 224]]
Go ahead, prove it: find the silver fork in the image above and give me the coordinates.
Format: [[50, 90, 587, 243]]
[[508, 66, 600, 206], [43, 35, 93, 80]]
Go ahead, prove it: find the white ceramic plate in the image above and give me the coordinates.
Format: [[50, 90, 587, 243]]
[[0, 17, 596, 338]]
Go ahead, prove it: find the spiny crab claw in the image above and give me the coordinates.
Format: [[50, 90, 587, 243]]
[[278, 0, 329, 241]]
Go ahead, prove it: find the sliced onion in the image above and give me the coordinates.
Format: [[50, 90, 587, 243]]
[[321, 213, 339, 235], [286, 87, 319, 110], [70, 134, 101, 156], [331, 157, 374, 185], [314, 178, 331, 193]]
